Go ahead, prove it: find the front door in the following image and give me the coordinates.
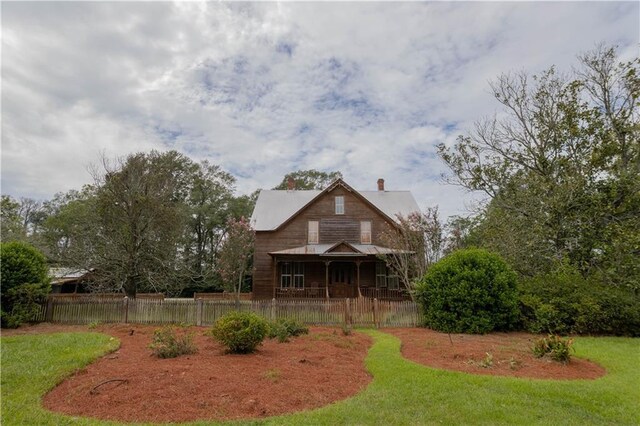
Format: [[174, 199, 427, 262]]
[[329, 262, 356, 298]]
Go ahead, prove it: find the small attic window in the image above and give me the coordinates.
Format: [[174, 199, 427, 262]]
[[335, 196, 344, 214]]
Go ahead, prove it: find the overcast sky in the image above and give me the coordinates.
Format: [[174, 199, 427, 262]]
[[2, 1, 638, 218]]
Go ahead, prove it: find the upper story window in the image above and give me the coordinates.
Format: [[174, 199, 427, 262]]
[[308, 221, 319, 244], [335, 196, 344, 214], [360, 221, 372, 244]]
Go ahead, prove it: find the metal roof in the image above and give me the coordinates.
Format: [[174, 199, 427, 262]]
[[49, 267, 93, 285], [49, 267, 92, 279], [269, 244, 409, 256], [251, 185, 420, 231], [251, 189, 320, 231]]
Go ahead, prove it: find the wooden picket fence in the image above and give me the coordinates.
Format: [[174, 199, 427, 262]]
[[43, 297, 421, 328]]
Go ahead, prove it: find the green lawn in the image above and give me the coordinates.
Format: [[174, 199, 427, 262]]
[[1, 330, 638, 425]]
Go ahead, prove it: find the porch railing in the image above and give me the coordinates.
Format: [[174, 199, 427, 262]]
[[275, 287, 327, 299], [360, 287, 412, 301]]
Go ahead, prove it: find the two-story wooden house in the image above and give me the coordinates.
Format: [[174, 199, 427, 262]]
[[250, 178, 419, 299]]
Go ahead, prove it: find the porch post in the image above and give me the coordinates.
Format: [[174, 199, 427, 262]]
[[272, 257, 278, 299], [356, 260, 362, 298], [324, 261, 330, 299]]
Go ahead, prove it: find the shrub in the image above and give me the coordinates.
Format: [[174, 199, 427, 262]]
[[209, 311, 268, 353], [268, 318, 309, 342], [532, 335, 574, 363], [0, 242, 50, 328], [415, 248, 520, 334], [149, 326, 197, 358], [518, 263, 640, 336]]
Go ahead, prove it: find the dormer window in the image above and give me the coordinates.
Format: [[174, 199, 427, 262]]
[[335, 196, 344, 214], [308, 221, 319, 244]]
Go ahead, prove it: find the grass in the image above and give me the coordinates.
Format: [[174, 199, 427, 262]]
[[1, 330, 639, 425], [1, 332, 121, 425]]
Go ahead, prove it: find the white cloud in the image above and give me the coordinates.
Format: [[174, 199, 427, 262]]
[[1, 1, 637, 219]]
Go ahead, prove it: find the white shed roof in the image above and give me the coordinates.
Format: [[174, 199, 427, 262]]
[[250, 185, 420, 231]]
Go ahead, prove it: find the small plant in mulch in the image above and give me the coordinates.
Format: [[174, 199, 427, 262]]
[[267, 318, 309, 343], [149, 326, 197, 359], [509, 357, 523, 370], [467, 352, 494, 368], [262, 368, 282, 383], [209, 311, 269, 353], [532, 334, 574, 363]]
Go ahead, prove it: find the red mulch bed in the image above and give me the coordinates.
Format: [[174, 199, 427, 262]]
[[7, 323, 372, 423], [386, 328, 606, 380]]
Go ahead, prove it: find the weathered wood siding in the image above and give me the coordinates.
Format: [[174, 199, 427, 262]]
[[253, 186, 395, 299]]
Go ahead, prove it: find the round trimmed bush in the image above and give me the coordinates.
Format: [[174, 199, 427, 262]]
[[1, 242, 50, 328], [415, 248, 519, 334], [209, 311, 269, 353]]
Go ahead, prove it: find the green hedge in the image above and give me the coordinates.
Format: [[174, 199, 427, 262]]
[[415, 249, 520, 334], [519, 265, 640, 336]]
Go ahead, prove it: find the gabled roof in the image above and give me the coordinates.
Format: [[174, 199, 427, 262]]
[[251, 179, 420, 231]]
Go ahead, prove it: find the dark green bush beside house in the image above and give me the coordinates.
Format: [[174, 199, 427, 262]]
[[0, 241, 51, 328], [415, 249, 520, 334], [519, 264, 640, 336]]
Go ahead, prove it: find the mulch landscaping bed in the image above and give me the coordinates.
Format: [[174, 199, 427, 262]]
[[7, 323, 372, 423], [386, 328, 606, 380]]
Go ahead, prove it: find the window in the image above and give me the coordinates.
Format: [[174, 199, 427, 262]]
[[387, 274, 400, 290], [308, 221, 319, 244], [281, 262, 292, 288], [360, 221, 372, 244], [335, 196, 344, 214], [376, 262, 400, 289], [281, 262, 304, 289], [293, 262, 304, 288], [376, 262, 387, 288]]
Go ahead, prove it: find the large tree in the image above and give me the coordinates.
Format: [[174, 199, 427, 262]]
[[0, 196, 47, 243], [217, 217, 254, 305], [90, 150, 194, 296], [273, 170, 343, 190], [378, 207, 444, 292], [38, 152, 250, 297], [181, 161, 237, 291], [438, 45, 639, 288]]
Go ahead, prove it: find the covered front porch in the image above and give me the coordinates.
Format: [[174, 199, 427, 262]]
[[268, 242, 412, 300]]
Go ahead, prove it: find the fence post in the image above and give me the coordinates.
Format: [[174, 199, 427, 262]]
[[271, 298, 276, 321], [45, 297, 54, 322], [123, 296, 129, 323], [196, 298, 203, 326], [373, 298, 379, 328], [345, 298, 351, 326]]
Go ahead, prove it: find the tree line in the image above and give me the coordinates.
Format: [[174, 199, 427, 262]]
[[0, 161, 347, 298]]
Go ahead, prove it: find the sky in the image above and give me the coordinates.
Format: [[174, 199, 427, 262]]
[[2, 1, 638, 219]]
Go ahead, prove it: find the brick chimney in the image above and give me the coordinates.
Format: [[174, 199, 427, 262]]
[[287, 176, 295, 190], [377, 178, 385, 191]]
